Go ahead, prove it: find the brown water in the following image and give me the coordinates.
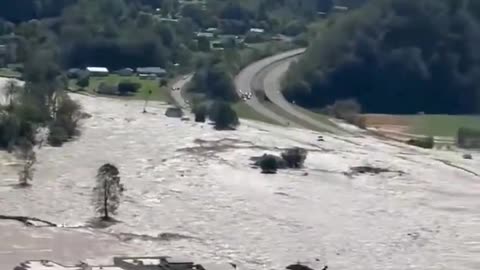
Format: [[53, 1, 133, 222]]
[[1, 95, 479, 269]]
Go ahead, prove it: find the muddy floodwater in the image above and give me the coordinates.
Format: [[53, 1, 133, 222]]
[[1, 94, 479, 270]]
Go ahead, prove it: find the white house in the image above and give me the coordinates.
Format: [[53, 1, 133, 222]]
[[86, 67, 109, 76], [249, 28, 265, 33]]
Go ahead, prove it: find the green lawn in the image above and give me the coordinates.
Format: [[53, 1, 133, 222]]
[[411, 115, 480, 137], [233, 102, 280, 125], [70, 75, 170, 101], [0, 68, 21, 78]]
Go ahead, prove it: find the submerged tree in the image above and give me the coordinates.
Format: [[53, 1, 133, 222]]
[[16, 141, 36, 187], [92, 163, 122, 220]]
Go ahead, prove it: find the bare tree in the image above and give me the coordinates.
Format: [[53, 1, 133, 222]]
[[92, 163, 122, 220], [16, 141, 36, 187], [5, 79, 20, 106]]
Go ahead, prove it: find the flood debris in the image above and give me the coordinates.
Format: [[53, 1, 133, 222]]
[[0, 214, 57, 227], [251, 148, 308, 174], [286, 263, 328, 270], [114, 232, 195, 242], [345, 166, 404, 177]]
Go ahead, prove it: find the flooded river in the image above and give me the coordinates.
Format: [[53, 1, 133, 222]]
[[1, 94, 479, 269]]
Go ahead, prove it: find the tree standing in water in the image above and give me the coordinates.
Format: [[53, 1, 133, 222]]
[[92, 163, 122, 220], [17, 141, 36, 187]]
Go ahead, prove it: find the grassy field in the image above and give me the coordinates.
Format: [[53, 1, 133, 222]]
[[70, 75, 170, 101], [232, 102, 280, 125], [0, 68, 21, 78], [411, 115, 480, 137], [363, 114, 480, 137]]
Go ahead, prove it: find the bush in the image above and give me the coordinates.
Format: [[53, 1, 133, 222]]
[[260, 154, 279, 174], [208, 101, 239, 130], [97, 82, 118, 95], [406, 137, 434, 149], [281, 147, 307, 168], [192, 103, 207, 123], [47, 96, 82, 146], [117, 81, 140, 95], [329, 99, 362, 121], [159, 79, 168, 87], [76, 75, 90, 88], [457, 127, 480, 148]]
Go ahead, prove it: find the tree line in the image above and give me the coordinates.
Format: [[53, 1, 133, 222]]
[[283, 0, 480, 114]]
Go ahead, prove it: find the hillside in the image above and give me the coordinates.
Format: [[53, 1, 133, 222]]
[[283, 0, 480, 114]]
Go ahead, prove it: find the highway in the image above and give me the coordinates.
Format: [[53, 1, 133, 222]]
[[170, 74, 193, 109], [262, 56, 348, 134], [234, 49, 305, 127], [175, 49, 346, 134]]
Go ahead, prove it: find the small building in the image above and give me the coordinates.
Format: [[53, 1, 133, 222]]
[[86, 67, 109, 76], [206, 27, 218, 33], [116, 68, 134, 76], [333, 5, 349, 12], [67, 68, 82, 78], [136, 67, 167, 77], [249, 28, 265, 34], [165, 107, 184, 118], [196, 32, 214, 38]]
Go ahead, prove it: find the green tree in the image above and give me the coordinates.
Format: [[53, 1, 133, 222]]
[[76, 76, 90, 88], [92, 163, 122, 221], [260, 155, 278, 174], [209, 101, 239, 130]]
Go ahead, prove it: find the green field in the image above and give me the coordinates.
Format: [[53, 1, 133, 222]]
[[411, 115, 480, 137], [232, 102, 280, 125], [0, 68, 21, 78], [70, 75, 170, 101]]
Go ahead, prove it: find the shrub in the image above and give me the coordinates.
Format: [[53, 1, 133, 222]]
[[330, 99, 362, 122], [97, 82, 118, 95], [159, 79, 168, 87], [457, 127, 480, 148], [406, 137, 434, 149], [260, 154, 279, 174], [47, 96, 82, 146], [208, 101, 239, 130], [47, 124, 69, 146], [76, 75, 90, 88], [117, 81, 141, 95], [281, 147, 307, 168], [193, 103, 207, 123]]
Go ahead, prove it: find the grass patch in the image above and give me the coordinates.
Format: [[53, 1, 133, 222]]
[[70, 75, 169, 101], [233, 102, 279, 125], [0, 68, 21, 78], [411, 115, 480, 137]]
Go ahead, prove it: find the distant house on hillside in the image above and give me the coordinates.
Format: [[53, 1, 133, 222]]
[[249, 28, 265, 34], [87, 67, 109, 76], [67, 68, 82, 78], [196, 32, 214, 38], [136, 67, 167, 77], [206, 27, 218, 33], [333, 5, 349, 12]]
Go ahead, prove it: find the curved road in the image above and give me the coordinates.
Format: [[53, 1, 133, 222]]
[[176, 49, 346, 134], [234, 49, 305, 127], [262, 57, 348, 134], [170, 75, 193, 109]]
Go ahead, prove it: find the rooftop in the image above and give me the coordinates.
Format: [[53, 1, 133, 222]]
[[87, 67, 109, 73]]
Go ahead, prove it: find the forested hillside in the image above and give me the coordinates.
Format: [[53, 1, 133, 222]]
[[283, 0, 480, 114], [0, 0, 351, 71]]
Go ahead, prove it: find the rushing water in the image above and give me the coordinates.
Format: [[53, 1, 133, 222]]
[[1, 95, 479, 270]]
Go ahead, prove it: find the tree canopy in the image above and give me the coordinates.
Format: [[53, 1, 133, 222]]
[[283, 0, 480, 114]]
